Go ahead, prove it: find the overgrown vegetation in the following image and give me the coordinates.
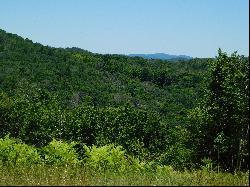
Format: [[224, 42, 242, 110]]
[[0, 136, 248, 186], [0, 29, 249, 185]]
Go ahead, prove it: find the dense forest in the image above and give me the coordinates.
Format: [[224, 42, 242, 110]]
[[0, 28, 249, 173]]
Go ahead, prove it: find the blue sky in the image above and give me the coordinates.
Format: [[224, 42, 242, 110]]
[[0, 0, 249, 57]]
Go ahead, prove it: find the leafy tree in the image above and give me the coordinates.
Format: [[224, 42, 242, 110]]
[[188, 49, 249, 171]]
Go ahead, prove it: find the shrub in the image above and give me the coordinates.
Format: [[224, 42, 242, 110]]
[[40, 139, 80, 166], [83, 144, 145, 172], [159, 143, 192, 170], [201, 158, 216, 172], [83, 144, 127, 171], [156, 165, 175, 174], [0, 135, 42, 166]]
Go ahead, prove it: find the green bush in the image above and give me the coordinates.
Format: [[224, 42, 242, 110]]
[[159, 144, 192, 170], [201, 158, 217, 172], [83, 144, 145, 172], [40, 139, 80, 166], [0, 135, 42, 166], [83, 144, 127, 171]]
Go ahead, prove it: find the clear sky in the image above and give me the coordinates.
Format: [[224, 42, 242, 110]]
[[0, 0, 249, 58]]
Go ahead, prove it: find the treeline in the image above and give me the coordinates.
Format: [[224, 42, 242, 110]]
[[0, 29, 249, 171], [0, 90, 191, 169]]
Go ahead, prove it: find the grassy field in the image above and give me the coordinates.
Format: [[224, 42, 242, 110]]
[[0, 165, 248, 186]]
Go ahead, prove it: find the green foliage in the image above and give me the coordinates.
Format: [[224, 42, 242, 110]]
[[0, 28, 207, 124], [66, 105, 166, 159], [159, 144, 192, 170], [188, 49, 249, 171], [0, 90, 64, 146], [201, 158, 216, 172], [0, 29, 249, 172], [0, 29, 209, 169], [82, 144, 158, 172], [0, 137, 248, 186], [0, 90, 166, 160], [40, 139, 80, 166], [83, 144, 131, 172], [0, 135, 42, 166]]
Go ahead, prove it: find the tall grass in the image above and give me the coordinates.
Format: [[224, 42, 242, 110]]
[[0, 165, 248, 186]]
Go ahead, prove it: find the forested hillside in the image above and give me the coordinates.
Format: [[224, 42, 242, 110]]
[[0, 29, 207, 118], [0, 29, 248, 172]]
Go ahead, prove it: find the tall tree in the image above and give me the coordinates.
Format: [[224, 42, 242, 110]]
[[188, 49, 249, 171]]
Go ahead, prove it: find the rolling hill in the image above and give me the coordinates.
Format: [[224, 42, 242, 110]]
[[128, 53, 193, 60]]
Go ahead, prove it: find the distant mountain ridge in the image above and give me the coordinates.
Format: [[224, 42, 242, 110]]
[[128, 53, 192, 60]]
